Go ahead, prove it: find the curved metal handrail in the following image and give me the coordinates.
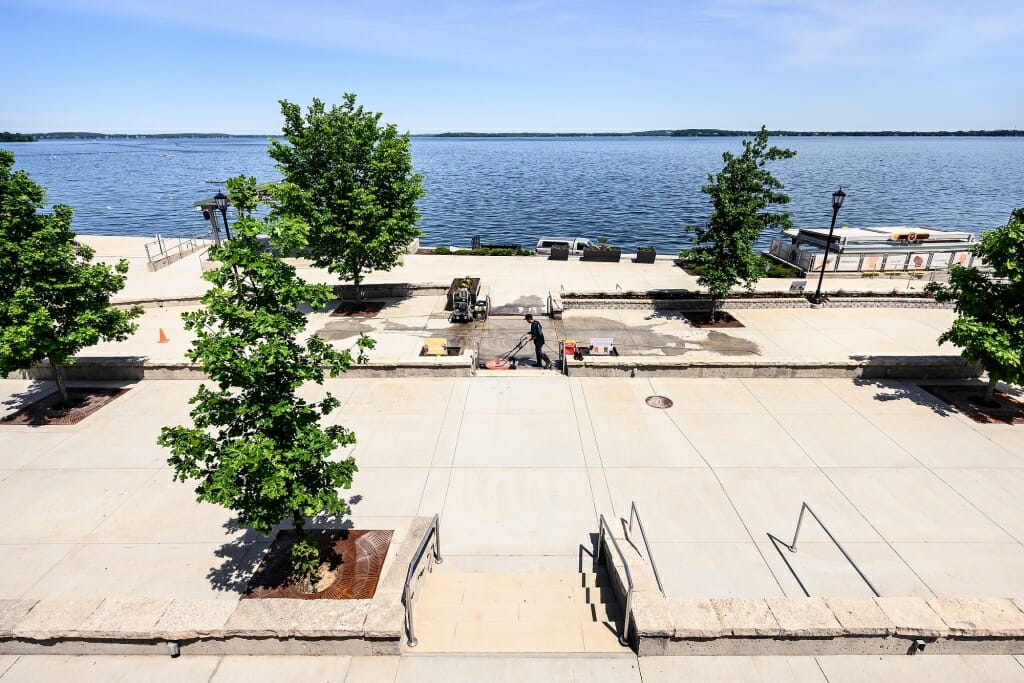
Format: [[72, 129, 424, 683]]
[[403, 514, 443, 647], [768, 502, 880, 598], [626, 502, 666, 597], [596, 514, 634, 647]]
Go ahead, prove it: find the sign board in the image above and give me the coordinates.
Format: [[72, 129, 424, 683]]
[[789, 280, 807, 293]]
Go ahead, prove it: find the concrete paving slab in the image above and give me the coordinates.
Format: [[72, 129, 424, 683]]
[[0, 656, 17, 677], [441, 468, 595, 556], [872, 415, 1024, 468], [824, 468, 1015, 543], [463, 376, 574, 415], [932, 469, 1024, 544], [771, 413, 918, 468], [22, 541, 268, 600], [394, 654, 640, 683], [602, 469, 747, 542], [342, 414, 445, 468], [578, 377, 657, 414], [715, 468, 883, 543], [344, 655, 400, 683], [760, 541, 932, 598], [346, 468, 430, 518], [0, 655, 222, 681], [669, 414, 815, 467], [0, 430, 74, 469], [742, 379, 855, 415], [0, 545, 77, 599], [891, 543, 1024, 597], [341, 379, 456, 415], [640, 655, 827, 682], [646, 378, 767, 414], [452, 413, 585, 467], [590, 412, 705, 467], [815, 654, 1024, 682], [210, 655, 353, 682], [0, 469, 156, 543], [650, 543, 785, 599]]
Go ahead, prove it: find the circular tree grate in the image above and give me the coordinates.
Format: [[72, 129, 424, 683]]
[[645, 395, 673, 409]]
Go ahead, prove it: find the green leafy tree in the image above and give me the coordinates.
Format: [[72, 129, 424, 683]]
[[269, 93, 425, 302], [685, 126, 796, 319], [0, 150, 142, 406], [158, 175, 373, 590], [926, 209, 1024, 404]]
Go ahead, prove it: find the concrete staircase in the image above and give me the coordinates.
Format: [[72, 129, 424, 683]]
[[407, 570, 628, 653]]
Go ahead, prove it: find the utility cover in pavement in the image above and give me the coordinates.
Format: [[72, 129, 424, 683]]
[[646, 395, 673, 409]]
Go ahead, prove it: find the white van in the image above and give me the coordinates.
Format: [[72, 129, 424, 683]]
[[535, 237, 590, 256]]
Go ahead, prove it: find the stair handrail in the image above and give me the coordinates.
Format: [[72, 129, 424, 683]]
[[403, 513, 443, 647], [596, 513, 634, 647], [769, 502, 880, 598], [626, 502, 666, 597]]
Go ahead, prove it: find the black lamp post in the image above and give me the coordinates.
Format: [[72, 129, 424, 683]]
[[213, 190, 232, 240], [810, 187, 847, 305]]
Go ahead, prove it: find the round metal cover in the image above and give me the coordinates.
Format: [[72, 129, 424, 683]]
[[645, 395, 673, 409]]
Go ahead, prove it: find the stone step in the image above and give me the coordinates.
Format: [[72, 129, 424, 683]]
[[420, 572, 617, 607], [408, 619, 626, 654], [427, 571, 610, 590], [414, 600, 622, 624]]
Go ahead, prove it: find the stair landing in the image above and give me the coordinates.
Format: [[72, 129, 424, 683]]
[[408, 571, 628, 654]]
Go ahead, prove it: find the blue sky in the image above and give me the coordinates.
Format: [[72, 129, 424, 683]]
[[2, 0, 1022, 133]]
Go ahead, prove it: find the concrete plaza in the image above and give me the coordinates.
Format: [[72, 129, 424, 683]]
[[2, 375, 1022, 603]]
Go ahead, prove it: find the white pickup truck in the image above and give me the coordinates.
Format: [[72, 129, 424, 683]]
[[534, 237, 591, 256]]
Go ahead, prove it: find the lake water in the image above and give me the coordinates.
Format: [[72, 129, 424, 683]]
[[3, 136, 1022, 252]]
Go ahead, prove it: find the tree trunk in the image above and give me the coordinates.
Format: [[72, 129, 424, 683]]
[[710, 297, 720, 323], [353, 270, 363, 304], [49, 356, 70, 409], [985, 375, 998, 403]]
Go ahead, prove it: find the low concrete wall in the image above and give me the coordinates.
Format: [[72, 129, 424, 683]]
[[0, 517, 433, 656], [596, 525, 1024, 656], [7, 354, 478, 382], [566, 356, 982, 379], [562, 296, 953, 311]]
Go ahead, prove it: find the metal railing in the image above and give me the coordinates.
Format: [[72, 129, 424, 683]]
[[403, 513, 443, 647], [595, 514, 634, 647], [546, 291, 553, 317], [626, 502, 666, 597], [144, 233, 210, 267], [768, 502, 880, 598]]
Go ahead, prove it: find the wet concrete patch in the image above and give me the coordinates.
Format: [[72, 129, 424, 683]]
[[696, 331, 760, 356]]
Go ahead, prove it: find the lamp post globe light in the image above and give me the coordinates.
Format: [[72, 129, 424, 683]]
[[810, 187, 847, 306], [213, 190, 232, 240]]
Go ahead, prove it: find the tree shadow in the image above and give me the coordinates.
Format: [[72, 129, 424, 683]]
[[849, 377, 958, 417], [206, 514, 354, 594], [1, 379, 55, 414]]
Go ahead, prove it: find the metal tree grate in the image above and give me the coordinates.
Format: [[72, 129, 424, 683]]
[[645, 395, 673, 409]]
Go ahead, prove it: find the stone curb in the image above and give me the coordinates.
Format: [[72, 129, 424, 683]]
[[567, 355, 980, 379], [562, 296, 952, 311], [0, 517, 435, 656]]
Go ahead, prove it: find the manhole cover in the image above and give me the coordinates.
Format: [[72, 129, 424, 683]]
[[645, 395, 673, 409]]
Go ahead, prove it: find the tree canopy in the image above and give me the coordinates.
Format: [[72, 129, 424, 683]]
[[0, 149, 141, 405], [158, 175, 373, 588], [927, 208, 1024, 402], [269, 93, 425, 301], [685, 126, 796, 318]]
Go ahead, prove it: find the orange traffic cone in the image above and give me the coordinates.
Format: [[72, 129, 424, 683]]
[[158, 328, 169, 343]]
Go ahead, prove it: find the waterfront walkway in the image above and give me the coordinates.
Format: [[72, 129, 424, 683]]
[[2, 236, 1021, 679]]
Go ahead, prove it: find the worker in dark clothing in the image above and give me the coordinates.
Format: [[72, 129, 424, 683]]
[[524, 314, 551, 368]]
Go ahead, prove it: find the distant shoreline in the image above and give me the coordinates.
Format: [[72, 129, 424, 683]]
[[4, 129, 1023, 142]]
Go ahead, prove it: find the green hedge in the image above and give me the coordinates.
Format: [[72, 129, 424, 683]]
[[433, 246, 533, 256]]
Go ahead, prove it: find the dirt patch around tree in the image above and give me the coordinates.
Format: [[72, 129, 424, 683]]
[[919, 385, 1024, 425], [243, 529, 393, 600], [1, 387, 129, 426], [682, 311, 745, 328]]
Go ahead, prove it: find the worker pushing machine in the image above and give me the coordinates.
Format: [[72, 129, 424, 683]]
[[524, 314, 551, 369]]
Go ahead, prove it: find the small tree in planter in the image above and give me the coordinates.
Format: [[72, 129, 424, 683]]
[[926, 208, 1024, 405], [686, 126, 795, 320], [0, 150, 142, 407], [583, 237, 622, 262], [635, 246, 657, 263], [158, 175, 373, 592]]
